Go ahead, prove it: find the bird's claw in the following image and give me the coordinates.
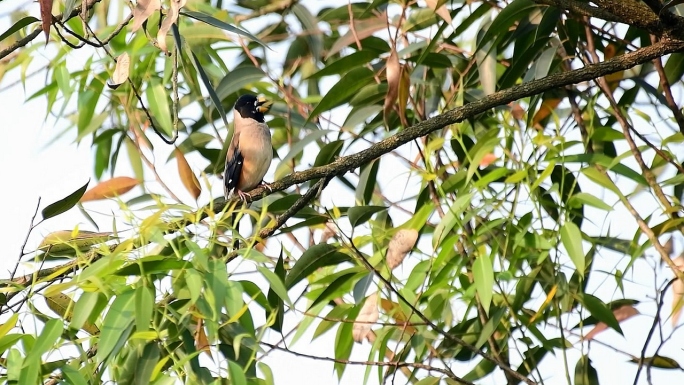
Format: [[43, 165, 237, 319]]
[[259, 182, 273, 192], [236, 189, 249, 201]]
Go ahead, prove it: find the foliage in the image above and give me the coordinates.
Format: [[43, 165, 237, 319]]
[[1, 0, 684, 384]]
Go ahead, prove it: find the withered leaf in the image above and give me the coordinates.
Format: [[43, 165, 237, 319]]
[[39, 0, 53, 44], [157, 0, 187, 52], [352, 293, 379, 343], [108, 52, 130, 89], [386, 229, 419, 270], [175, 147, 201, 200], [80, 176, 139, 202], [383, 48, 401, 128], [131, 0, 162, 33], [584, 305, 639, 341]]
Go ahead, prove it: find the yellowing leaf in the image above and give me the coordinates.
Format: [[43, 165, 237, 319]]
[[386, 229, 419, 270], [38, 230, 113, 255], [131, 0, 161, 33], [109, 53, 130, 89], [175, 147, 201, 200], [479, 153, 497, 167], [80, 177, 139, 202], [397, 65, 411, 127], [157, 0, 187, 52], [352, 293, 379, 343]]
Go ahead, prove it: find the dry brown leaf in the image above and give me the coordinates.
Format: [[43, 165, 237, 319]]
[[386, 229, 419, 270], [194, 316, 211, 356], [383, 49, 401, 127], [510, 103, 525, 120], [352, 294, 379, 343], [425, 0, 452, 24], [175, 147, 201, 200], [379, 298, 416, 334], [131, 0, 161, 33], [109, 53, 130, 89], [80, 177, 139, 202], [39, 0, 53, 44], [157, 0, 187, 52], [327, 12, 387, 59], [532, 98, 561, 128], [584, 305, 639, 341], [397, 65, 411, 127]]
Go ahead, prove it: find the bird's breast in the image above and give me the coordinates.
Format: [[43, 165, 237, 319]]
[[238, 124, 272, 191]]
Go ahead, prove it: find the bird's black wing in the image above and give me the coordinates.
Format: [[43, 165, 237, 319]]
[[224, 146, 244, 197]]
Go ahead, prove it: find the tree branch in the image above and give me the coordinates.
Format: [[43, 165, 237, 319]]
[[0, 0, 102, 61]]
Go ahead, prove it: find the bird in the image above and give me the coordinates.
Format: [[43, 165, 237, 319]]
[[224, 94, 273, 247]]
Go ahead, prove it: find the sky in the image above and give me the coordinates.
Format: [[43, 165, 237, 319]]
[[1, 0, 684, 384]]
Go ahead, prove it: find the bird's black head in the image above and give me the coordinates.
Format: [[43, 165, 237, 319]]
[[234, 94, 272, 123]]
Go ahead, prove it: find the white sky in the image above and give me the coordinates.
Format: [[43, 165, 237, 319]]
[[1, 0, 683, 384]]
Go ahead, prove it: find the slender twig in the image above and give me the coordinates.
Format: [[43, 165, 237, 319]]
[[260, 341, 472, 384], [633, 278, 678, 385]]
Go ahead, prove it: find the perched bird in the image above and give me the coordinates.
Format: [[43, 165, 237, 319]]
[[224, 94, 273, 246]]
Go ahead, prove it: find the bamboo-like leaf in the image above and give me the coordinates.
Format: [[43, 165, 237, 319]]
[[42, 180, 90, 220], [0, 17, 39, 43], [174, 148, 201, 199], [561, 221, 585, 276], [383, 48, 400, 126], [80, 177, 139, 202], [131, 0, 161, 32], [182, 10, 269, 48], [39, 0, 52, 43], [584, 305, 639, 340]]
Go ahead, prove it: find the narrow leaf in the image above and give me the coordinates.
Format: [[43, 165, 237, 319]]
[[561, 221, 585, 276], [174, 148, 201, 199], [42, 180, 90, 220], [131, 0, 161, 32], [109, 53, 130, 89], [80, 177, 139, 202], [0, 17, 39, 43]]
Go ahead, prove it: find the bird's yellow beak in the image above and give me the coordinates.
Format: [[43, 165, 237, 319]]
[[256, 96, 273, 113]]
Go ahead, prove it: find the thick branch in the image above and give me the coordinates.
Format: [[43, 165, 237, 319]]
[[233, 38, 684, 207]]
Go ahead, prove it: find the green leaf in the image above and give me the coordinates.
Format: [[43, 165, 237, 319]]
[[307, 50, 379, 79], [473, 253, 493, 315], [26, 318, 62, 361], [61, 366, 88, 385], [630, 355, 682, 369], [134, 342, 161, 385], [145, 80, 173, 137], [568, 192, 613, 211], [561, 221, 585, 276], [181, 10, 269, 49], [355, 158, 380, 205], [97, 290, 135, 363], [348, 206, 387, 228], [257, 266, 292, 307], [0, 16, 39, 42], [433, 192, 473, 249], [308, 67, 375, 119], [216, 66, 265, 100], [228, 360, 248, 385], [285, 244, 352, 288], [574, 355, 599, 385], [135, 285, 154, 332], [578, 294, 622, 335], [310, 271, 358, 309], [41, 180, 90, 220]]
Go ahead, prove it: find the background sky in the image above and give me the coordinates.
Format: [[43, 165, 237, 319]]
[[1, 0, 683, 384]]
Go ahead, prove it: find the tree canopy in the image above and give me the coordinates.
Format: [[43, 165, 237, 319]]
[[1, 0, 684, 384]]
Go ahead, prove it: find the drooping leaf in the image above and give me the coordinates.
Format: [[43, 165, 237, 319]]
[[131, 0, 161, 32], [157, 0, 187, 52], [0, 17, 40, 43], [174, 147, 201, 199], [108, 53, 130, 89], [561, 221, 585, 276]]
